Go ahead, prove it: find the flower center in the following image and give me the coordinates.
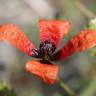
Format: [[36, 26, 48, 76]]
[[39, 40, 56, 60]]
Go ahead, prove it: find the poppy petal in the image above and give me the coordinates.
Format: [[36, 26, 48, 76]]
[[25, 60, 59, 84], [52, 29, 96, 60], [38, 19, 70, 47], [0, 23, 37, 56]]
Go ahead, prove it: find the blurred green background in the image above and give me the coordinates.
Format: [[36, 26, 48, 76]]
[[0, 0, 96, 96]]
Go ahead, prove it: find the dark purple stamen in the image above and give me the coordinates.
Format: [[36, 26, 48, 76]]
[[40, 40, 56, 60], [32, 40, 56, 60]]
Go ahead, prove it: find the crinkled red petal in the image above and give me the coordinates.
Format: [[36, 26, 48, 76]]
[[25, 60, 59, 85], [52, 29, 96, 60], [0, 23, 36, 56], [38, 19, 70, 47]]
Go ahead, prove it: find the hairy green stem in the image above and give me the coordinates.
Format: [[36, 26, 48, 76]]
[[57, 78, 76, 96]]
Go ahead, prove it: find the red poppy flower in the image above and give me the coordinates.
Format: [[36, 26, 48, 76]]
[[0, 20, 96, 84]]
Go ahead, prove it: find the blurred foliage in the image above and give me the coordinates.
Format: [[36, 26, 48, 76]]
[[0, 82, 17, 96], [91, 47, 96, 57], [81, 76, 96, 96], [87, 17, 96, 30], [87, 17, 96, 57]]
